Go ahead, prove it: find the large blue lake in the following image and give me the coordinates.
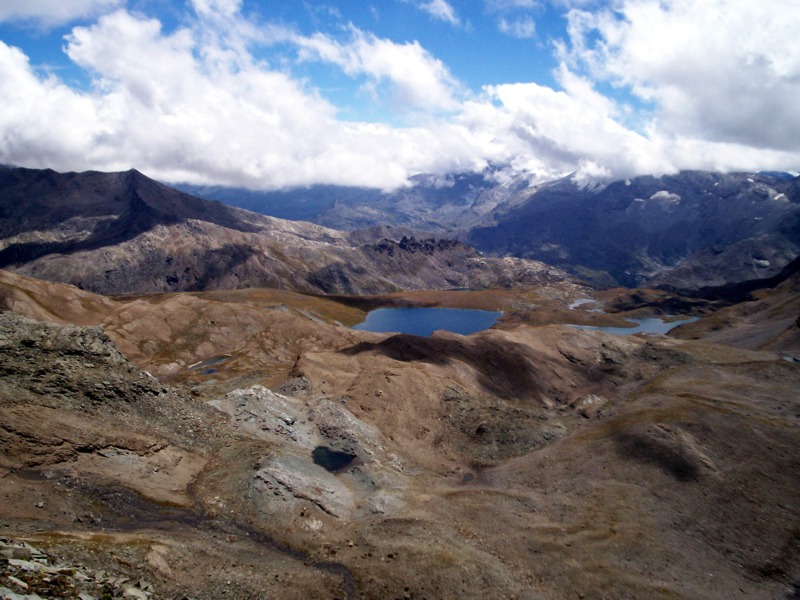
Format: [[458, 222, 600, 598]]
[[352, 307, 503, 337]]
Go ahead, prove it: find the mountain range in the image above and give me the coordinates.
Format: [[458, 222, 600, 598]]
[[181, 170, 800, 293], [3, 165, 796, 298], [0, 163, 798, 599], [0, 166, 567, 296]]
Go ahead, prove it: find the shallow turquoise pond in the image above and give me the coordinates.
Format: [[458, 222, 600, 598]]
[[570, 316, 699, 335]]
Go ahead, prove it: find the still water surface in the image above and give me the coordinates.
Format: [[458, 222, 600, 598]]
[[570, 316, 699, 335], [352, 307, 502, 337]]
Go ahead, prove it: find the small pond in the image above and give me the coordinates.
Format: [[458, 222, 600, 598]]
[[352, 307, 503, 337], [570, 316, 699, 336], [312, 446, 356, 472]]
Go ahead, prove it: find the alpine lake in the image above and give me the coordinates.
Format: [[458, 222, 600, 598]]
[[352, 307, 503, 337], [352, 305, 697, 337]]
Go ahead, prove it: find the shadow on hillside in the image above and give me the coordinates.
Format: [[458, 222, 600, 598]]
[[340, 333, 548, 402], [0, 192, 179, 268], [615, 431, 700, 482]]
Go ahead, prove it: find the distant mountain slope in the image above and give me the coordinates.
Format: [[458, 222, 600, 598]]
[[177, 172, 527, 233], [175, 181, 379, 224], [0, 166, 568, 295], [467, 171, 800, 290], [178, 170, 800, 293]]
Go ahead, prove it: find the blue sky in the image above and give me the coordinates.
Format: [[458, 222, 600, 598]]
[[0, 0, 798, 190]]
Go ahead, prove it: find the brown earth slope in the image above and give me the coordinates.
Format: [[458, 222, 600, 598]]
[[1, 271, 798, 599], [671, 270, 800, 359], [0, 312, 353, 599]]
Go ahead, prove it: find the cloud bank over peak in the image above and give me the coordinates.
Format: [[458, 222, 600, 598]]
[[0, 0, 797, 190]]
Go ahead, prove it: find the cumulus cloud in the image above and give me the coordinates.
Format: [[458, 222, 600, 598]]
[[563, 0, 800, 152], [290, 25, 463, 112], [0, 41, 100, 165], [0, 0, 122, 27], [0, 0, 797, 191], [0, 9, 476, 189], [456, 64, 674, 183]]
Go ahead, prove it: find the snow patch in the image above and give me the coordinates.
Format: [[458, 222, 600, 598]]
[[649, 190, 681, 203], [570, 162, 611, 192]]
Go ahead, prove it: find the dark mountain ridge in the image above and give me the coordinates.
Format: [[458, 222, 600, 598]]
[[0, 166, 569, 295], [0, 166, 264, 235], [468, 170, 800, 289]]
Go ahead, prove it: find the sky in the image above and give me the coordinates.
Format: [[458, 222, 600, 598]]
[[0, 0, 798, 190]]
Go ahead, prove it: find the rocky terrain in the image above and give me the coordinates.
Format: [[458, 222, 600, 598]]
[[1, 269, 798, 599], [0, 157, 798, 600], [177, 172, 509, 232], [671, 262, 800, 358], [0, 166, 568, 296], [467, 171, 800, 291], [183, 170, 800, 293], [2, 537, 158, 599]]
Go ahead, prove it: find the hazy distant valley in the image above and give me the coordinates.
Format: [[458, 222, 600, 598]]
[[181, 170, 800, 291], [1, 166, 798, 600]]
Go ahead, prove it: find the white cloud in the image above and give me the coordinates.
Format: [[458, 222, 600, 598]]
[[485, 0, 539, 40], [0, 41, 100, 165], [498, 16, 536, 38], [415, 0, 460, 26], [563, 0, 800, 152], [458, 64, 675, 182], [0, 0, 122, 27], [65, 12, 198, 110], [291, 25, 463, 112], [0, 9, 477, 189], [190, 0, 242, 19], [0, 1, 798, 192]]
